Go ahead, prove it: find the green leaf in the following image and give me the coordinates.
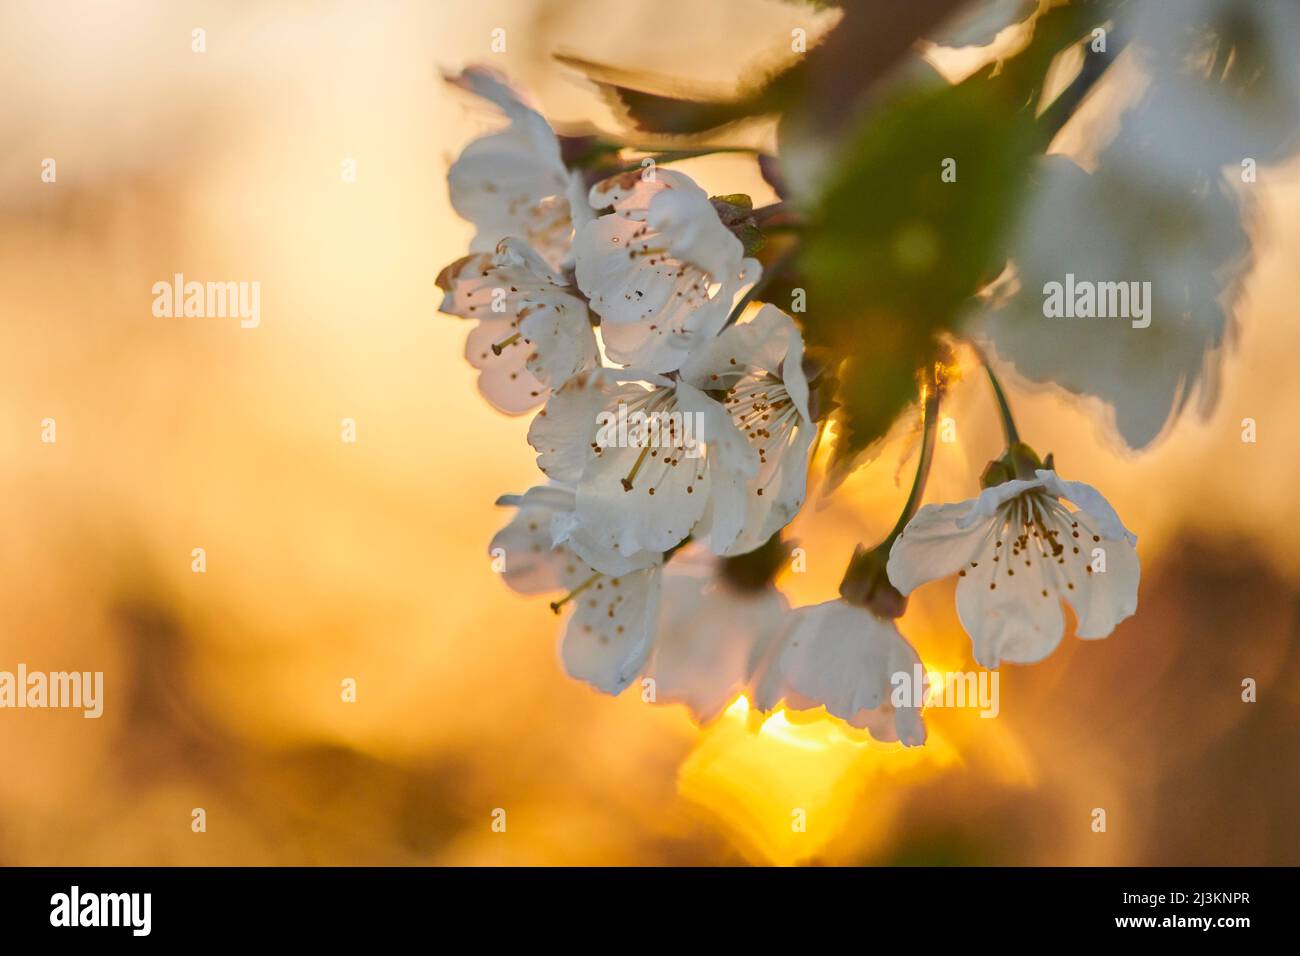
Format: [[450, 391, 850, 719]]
[[797, 0, 1114, 477]]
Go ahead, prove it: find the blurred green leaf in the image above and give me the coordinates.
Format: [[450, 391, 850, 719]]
[[798, 0, 1117, 477], [799, 70, 1037, 473]]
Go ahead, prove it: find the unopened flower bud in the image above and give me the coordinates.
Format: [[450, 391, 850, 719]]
[[981, 440, 1044, 487]]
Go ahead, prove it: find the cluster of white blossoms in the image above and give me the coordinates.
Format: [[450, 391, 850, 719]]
[[439, 66, 1140, 744]]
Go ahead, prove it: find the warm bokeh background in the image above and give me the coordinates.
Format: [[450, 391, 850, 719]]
[[1, 0, 1296, 865]]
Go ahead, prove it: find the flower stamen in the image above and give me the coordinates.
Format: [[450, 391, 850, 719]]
[[549, 571, 603, 614], [621, 443, 653, 492], [491, 331, 522, 355]]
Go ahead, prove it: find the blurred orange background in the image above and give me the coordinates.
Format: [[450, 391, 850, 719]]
[[1, 0, 1296, 865]]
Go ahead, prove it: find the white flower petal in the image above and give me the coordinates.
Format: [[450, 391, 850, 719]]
[[780, 317, 813, 425], [445, 65, 540, 117], [575, 215, 726, 372], [489, 488, 594, 595], [599, 302, 728, 373], [564, 528, 661, 578], [955, 477, 1048, 530], [575, 167, 757, 373], [518, 296, 599, 390], [574, 214, 682, 325], [574, 414, 711, 557], [680, 303, 795, 385], [534, 374, 753, 560], [446, 68, 573, 268], [528, 370, 642, 481], [887, 500, 992, 596], [680, 306, 813, 555], [463, 314, 549, 414], [488, 509, 569, 594], [564, 170, 595, 239], [439, 240, 595, 414], [1036, 469, 1137, 546], [644, 571, 788, 723], [588, 167, 692, 212], [491, 236, 566, 282], [495, 484, 575, 511], [752, 600, 927, 745], [560, 565, 662, 695], [1060, 511, 1140, 639], [723, 421, 815, 557], [448, 129, 567, 254], [956, 536, 1066, 668], [675, 381, 758, 555], [645, 179, 744, 281]]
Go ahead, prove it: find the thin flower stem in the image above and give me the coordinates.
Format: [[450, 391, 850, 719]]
[[882, 370, 941, 548], [982, 358, 1021, 449], [753, 202, 802, 228]]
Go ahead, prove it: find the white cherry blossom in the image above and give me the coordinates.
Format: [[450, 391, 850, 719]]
[[527, 367, 758, 559], [751, 600, 927, 746], [1122, 0, 1300, 173], [573, 168, 760, 372], [681, 304, 815, 555], [641, 564, 788, 723], [446, 66, 590, 269], [490, 484, 662, 694], [975, 0, 1295, 451], [977, 132, 1247, 449], [887, 469, 1139, 668], [438, 238, 598, 414]]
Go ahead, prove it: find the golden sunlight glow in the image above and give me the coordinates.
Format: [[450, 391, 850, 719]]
[[678, 695, 961, 865]]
